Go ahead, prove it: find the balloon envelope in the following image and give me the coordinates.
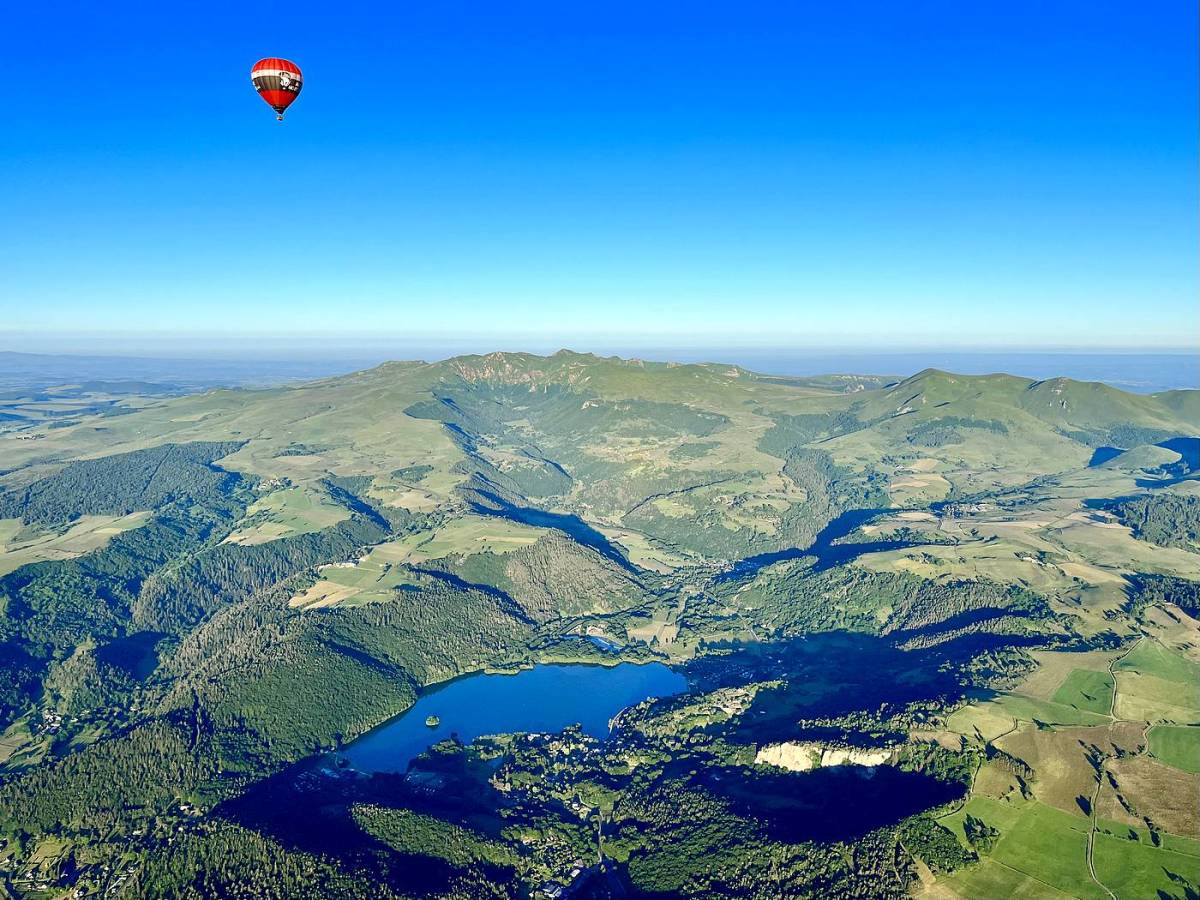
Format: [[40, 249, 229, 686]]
[[251, 58, 303, 119]]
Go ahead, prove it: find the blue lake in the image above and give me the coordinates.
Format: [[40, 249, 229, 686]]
[[342, 662, 687, 773]]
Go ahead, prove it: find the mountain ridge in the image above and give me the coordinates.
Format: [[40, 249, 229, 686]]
[[1, 349, 1199, 899]]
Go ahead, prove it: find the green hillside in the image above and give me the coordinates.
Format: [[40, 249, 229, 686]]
[[0, 352, 1197, 899]]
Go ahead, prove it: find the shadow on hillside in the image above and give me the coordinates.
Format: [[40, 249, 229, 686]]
[[683, 632, 958, 741], [215, 751, 513, 896], [701, 763, 966, 843], [467, 489, 636, 571], [681, 630, 1047, 747]]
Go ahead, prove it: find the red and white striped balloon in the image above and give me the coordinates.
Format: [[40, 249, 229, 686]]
[[250, 58, 303, 121]]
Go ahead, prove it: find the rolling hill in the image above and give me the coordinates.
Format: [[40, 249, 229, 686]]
[[0, 351, 1197, 899]]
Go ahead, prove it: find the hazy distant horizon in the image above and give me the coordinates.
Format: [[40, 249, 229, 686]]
[[3, 341, 1196, 394], [3, 328, 1196, 358]]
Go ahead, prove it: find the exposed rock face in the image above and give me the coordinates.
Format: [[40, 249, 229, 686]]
[[755, 741, 895, 772], [448, 351, 600, 388]]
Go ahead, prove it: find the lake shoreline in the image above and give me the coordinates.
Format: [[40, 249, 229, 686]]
[[333, 660, 689, 774]]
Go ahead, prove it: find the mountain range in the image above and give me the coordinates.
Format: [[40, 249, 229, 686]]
[[0, 351, 1197, 899]]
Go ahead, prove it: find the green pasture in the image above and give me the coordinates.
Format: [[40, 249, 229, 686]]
[[941, 796, 1106, 900], [1051, 669, 1114, 715], [1114, 641, 1200, 723], [1092, 828, 1200, 900], [1148, 725, 1200, 773]]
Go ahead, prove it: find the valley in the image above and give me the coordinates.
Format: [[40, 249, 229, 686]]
[[0, 351, 1197, 899]]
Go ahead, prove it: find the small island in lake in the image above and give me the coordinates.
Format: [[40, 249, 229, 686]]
[[425, 715, 440, 728]]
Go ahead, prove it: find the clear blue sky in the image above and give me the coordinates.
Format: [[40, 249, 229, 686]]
[[1, 1, 1195, 354]]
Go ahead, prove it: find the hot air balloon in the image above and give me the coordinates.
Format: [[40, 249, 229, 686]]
[[250, 58, 303, 121]]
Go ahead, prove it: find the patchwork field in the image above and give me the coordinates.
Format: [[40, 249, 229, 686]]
[[938, 632, 1200, 898], [1098, 755, 1200, 837], [946, 691, 1112, 742], [1092, 825, 1200, 900], [1015, 650, 1118, 703], [940, 797, 1106, 900], [939, 796, 1200, 900], [223, 486, 349, 545], [995, 723, 1144, 817], [289, 515, 550, 609], [0, 354, 1196, 899], [0, 512, 151, 576], [850, 497, 1166, 638], [1113, 641, 1200, 723]]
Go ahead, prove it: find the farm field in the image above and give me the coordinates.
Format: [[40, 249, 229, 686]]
[[1140, 605, 1200, 664], [0, 512, 151, 576], [1014, 650, 1118, 701], [994, 723, 1144, 816], [940, 797, 1106, 900], [1050, 670, 1114, 715], [1099, 755, 1200, 837], [289, 515, 551, 608], [223, 486, 349, 545], [1148, 725, 1200, 773], [938, 632, 1200, 899], [1092, 823, 1200, 900], [595, 524, 696, 572], [946, 691, 1111, 740], [940, 795, 1200, 899], [1113, 641, 1200, 723], [0, 354, 1196, 898]]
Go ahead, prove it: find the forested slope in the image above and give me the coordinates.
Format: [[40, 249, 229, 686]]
[[0, 352, 1197, 898]]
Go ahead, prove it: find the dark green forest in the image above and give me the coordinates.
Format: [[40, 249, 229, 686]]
[[0, 358, 1197, 899]]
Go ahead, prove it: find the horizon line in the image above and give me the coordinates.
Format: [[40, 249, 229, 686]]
[[2, 338, 1197, 361]]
